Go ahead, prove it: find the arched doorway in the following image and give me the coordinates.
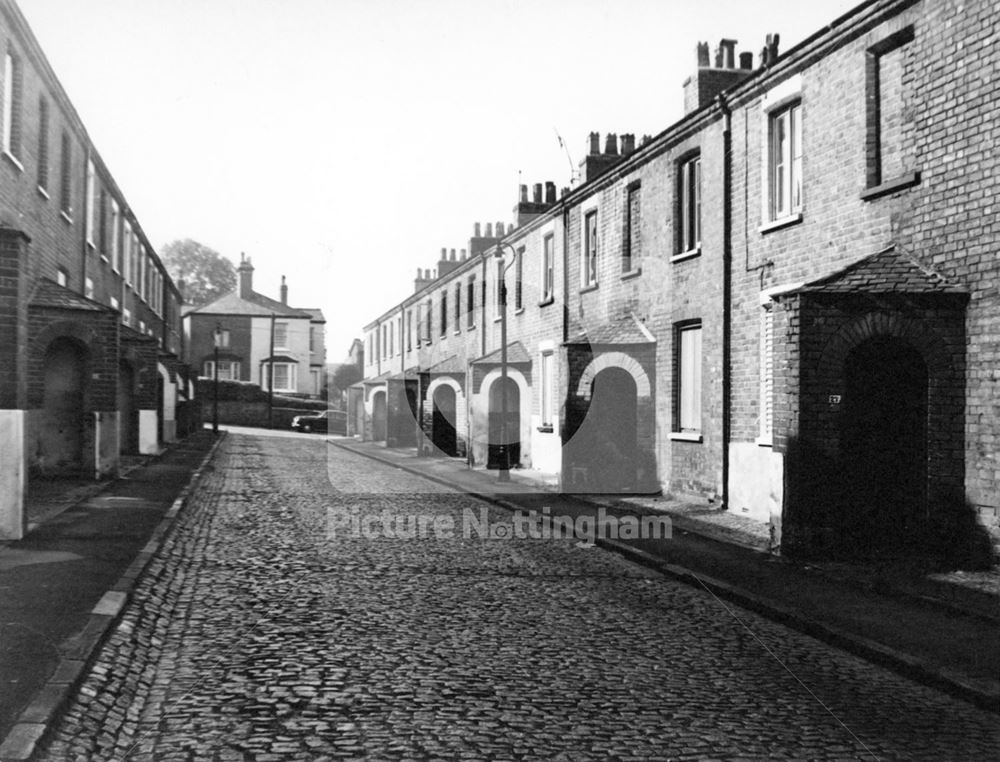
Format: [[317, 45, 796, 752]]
[[573, 367, 638, 491], [431, 385, 458, 456], [842, 336, 928, 555], [41, 338, 87, 475], [371, 391, 387, 442], [487, 376, 520, 469], [118, 361, 137, 454]]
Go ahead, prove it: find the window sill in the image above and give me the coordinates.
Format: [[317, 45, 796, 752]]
[[37, 186, 50, 200], [537, 425, 554, 434], [669, 432, 703, 442], [759, 212, 802, 234], [60, 210, 74, 225], [2, 150, 23, 173], [454, 329, 462, 336], [538, 295, 555, 308], [579, 283, 599, 295], [100, 254, 109, 264], [467, 324, 476, 331], [493, 315, 502, 324], [621, 266, 642, 280], [861, 171, 921, 201], [671, 247, 701, 263], [514, 307, 525, 316], [756, 436, 773, 448]]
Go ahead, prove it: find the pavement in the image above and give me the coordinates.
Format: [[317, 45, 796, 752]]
[[329, 436, 1000, 713], [0, 431, 221, 760]]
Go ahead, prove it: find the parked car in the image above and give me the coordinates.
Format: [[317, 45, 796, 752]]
[[291, 410, 347, 434]]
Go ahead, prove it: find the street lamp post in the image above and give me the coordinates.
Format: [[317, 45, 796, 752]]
[[212, 323, 222, 434], [495, 245, 516, 483]]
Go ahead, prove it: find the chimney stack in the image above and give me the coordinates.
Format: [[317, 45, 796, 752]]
[[683, 37, 753, 114], [238, 252, 254, 299], [579, 132, 627, 182], [761, 33, 780, 67], [469, 219, 502, 257], [280, 275, 287, 305]]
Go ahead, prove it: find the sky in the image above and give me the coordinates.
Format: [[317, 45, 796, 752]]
[[19, 0, 861, 361]]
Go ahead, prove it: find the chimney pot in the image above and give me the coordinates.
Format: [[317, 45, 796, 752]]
[[461, 248, 467, 260], [497, 222, 505, 236], [740, 51, 754, 70], [642, 135, 652, 145], [720, 38, 738, 68], [519, 184, 528, 203], [561, 186, 570, 198], [533, 183, 543, 203], [440, 247, 447, 258], [696, 41, 710, 68], [474, 222, 481, 237], [485, 222, 493, 237], [604, 133, 619, 155], [545, 181, 556, 204], [449, 249, 456, 261], [621, 134, 635, 156], [280, 274, 288, 305], [588, 131, 600, 155]]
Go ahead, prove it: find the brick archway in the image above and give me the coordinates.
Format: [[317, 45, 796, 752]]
[[575, 351, 651, 400]]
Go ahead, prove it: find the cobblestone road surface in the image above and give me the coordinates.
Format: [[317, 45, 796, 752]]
[[43, 434, 1000, 760]]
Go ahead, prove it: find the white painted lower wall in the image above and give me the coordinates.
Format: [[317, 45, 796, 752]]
[[530, 415, 561, 474], [728, 442, 783, 525], [0, 410, 26, 540], [94, 411, 119, 478], [138, 409, 159, 454]]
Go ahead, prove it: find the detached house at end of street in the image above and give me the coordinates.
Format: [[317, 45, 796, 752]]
[[183, 254, 326, 398]]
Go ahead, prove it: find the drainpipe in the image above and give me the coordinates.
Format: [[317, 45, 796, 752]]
[[719, 93, 733, 511]]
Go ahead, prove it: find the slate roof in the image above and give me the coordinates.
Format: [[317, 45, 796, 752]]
[[185, 290, 313, 318], [426, 355, 466, 374], [29, 279, 110, 312], [566, 313, 656, 345], [798, 246, 966, 295], [472, 341, 532, 365]]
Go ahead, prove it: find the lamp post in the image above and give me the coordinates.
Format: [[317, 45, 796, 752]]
[[494, 244, 517, 483], [212, 323, 222, 434]]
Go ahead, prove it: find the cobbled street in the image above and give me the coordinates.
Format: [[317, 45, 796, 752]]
[[43, 434, 1000, 760]]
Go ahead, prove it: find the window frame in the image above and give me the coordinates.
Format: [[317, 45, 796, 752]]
[[675, 155, 702, 259], [672, 321, 703, 440], [59, 130, 72, 218], [541, 233, 555, 302], [540, 350, 555, 431], [862, 25, 920, 200], [767, 101, 803, 223], [273, 321, 289, 350], [582, 209, 598, 289], [467, 275, 476, 329], [36, 96, 49, 193], [2, 50, 23, 168]]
